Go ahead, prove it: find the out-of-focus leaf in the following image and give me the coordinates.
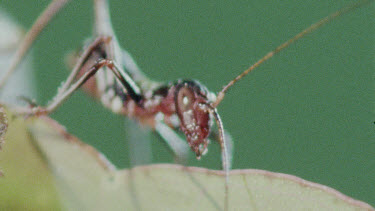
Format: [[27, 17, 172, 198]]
[[0, 9, 46, 210], [0, 108, 61, 210], [0, 8, 35, 104], [0, 106, 7, 178], [11, 112, 371, 211]]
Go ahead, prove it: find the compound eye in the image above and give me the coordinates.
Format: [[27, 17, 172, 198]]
[[176, 87, 195, 112]]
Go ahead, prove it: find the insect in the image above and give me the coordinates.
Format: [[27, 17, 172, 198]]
[[0, 0, 373, 209]]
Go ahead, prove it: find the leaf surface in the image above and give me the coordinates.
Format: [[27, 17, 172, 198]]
[[15, 113, 373, 211]]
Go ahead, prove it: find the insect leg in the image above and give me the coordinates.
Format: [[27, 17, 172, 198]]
[[16, 58, 142, 116], [53, 58, 143, 111], [0, 0, 71, 89], [57, 36, 112, 96], [154, 117, 190, 165], [13, 36, 110, 114]]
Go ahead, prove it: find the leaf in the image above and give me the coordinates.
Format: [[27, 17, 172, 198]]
[[0, 107, 7, 178], [1, 109, 372, 211], [0, 108, 61, 211], [0, 107, 7, 151]]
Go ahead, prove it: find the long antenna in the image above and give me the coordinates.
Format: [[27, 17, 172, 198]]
[[212, 0, 373, 108], [208, 105, 230, 210], [0, 0, 71, 89]]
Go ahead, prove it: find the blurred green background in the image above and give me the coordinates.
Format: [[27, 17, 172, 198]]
[[1, 0, 374, 206]]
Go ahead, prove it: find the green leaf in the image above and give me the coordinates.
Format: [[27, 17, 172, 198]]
[[0, 108, 61, 211], [2, 109, 372, 210]]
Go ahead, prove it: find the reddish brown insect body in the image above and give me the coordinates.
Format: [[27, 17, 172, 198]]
[[174, 80, 213, 158], [123, 80, 214, 159], [88, 77, 215, 159]]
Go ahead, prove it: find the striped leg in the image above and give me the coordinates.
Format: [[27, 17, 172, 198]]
[[16, 57, 142, 116]]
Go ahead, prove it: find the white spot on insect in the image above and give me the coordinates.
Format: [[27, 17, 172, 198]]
[[169, 114, 180, 127], [107, 89, 115, 98], [207, 91, 217, 103], [186, 123, 195, 130], [208, 113, 214, 127], [144, 100, 152, 108], [183, 110, 194, 125], [144, 95, 162, 109], [198, 103, 208, 111], [111, 97, 123, 113], [155, 112, 164, 121], [200, 144, 208, 155], [101, 88, 116, 107], [145, 90, 153, 99], [191, 134, 198, 141], [183, 96, 189, 105]]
